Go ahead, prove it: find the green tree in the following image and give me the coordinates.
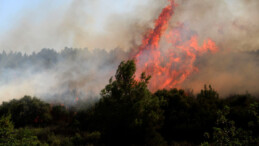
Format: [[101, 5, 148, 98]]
[[197, 85, 221, 139], [0, 115, 41, 146], [155, 88, 201, 143], [203, 105, 259, 145], [0, 114, 16, 145], [197, 84, 219, 104], [51, 105, 69, 124], [0, 96, 51, 127], [89, 60, 165, 145], [15, 128, 41, 146], [212, 106, 242, 145]]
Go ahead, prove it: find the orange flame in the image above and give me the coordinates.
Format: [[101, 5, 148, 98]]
[[134, 0, 218, 91]]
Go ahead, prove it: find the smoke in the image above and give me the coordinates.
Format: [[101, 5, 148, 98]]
[[0, 0, 166, 53], [0, 0, 258, 103], [172, 0, 259, 51], [168, 0, 259, 96], [182, 51, 259, 96], [0, 48, 128, 104], [0, 0, 168, 103]]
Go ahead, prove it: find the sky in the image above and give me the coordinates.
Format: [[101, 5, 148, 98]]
[[0, 0, 42, 32]]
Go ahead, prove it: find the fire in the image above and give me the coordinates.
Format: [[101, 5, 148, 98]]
[[134, 0, 218, 91]]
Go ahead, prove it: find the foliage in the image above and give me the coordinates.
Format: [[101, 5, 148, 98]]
[[15, 128, 41, 146], [212, 106, 243, 145], [89, 60, 165, 145], [202, 105, 259, 145], [0, 96, 51, 127], [0, 115, 41, 146], [0, 114, 16, 145]]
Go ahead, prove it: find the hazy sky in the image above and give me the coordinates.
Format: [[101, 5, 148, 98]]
[[0, 0, 137, 30], [0, 0, 258, 53], [0, 0, 156, 53], [0, 0, 239, 32], [0, 0, 45, 33]]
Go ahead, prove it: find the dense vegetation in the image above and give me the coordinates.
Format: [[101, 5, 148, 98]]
[[0, 60, 258, 145]]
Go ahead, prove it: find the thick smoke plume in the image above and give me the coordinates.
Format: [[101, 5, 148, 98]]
[[171, 0, 259, 96], [0, 48, 128, 104], [0, 0, 258, 103], [173, 0, 259, 52], [0, 0, 166, 53]]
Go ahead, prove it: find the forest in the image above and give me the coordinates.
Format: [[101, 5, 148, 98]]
[[0, 60, 258, 145]]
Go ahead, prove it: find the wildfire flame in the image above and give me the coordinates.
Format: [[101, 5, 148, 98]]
[[134, 0, 218, 91]]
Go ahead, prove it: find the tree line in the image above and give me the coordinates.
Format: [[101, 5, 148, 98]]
[[0, 60, 258, 145]]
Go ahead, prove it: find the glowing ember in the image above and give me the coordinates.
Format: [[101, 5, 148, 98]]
[[134, 0, 218, 91]]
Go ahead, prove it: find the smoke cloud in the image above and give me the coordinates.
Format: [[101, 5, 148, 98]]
[[0, 48, 128, 104], [172, 0, 259, 51], [170, 0, 259, 96], [0, 0, 258, 103], [182, 51, 259, 97], [0, 0, 166, 53]]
